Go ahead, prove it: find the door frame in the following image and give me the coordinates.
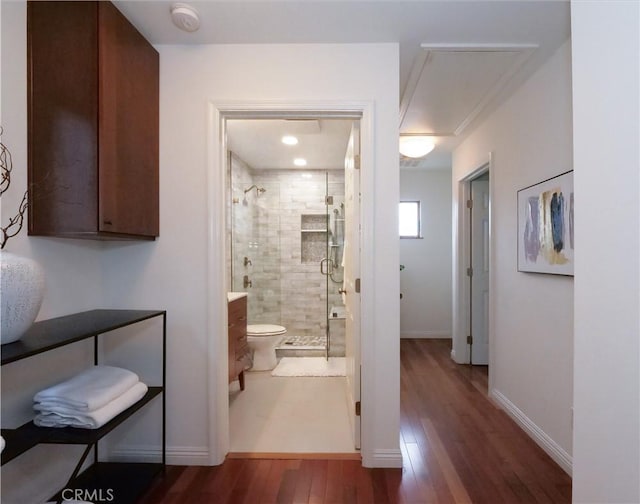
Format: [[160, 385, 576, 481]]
[[452, 153, 494, 382], [206, 101, 374, 464]]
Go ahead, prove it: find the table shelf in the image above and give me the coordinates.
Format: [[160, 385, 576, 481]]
[[1, 387, 162, 465], [0, 309, 166, 501]]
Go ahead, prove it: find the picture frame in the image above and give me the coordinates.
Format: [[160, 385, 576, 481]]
[[517, 170, 574, 276]]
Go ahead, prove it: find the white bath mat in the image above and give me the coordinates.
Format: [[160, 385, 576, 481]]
[[271, 357, 346, 377]]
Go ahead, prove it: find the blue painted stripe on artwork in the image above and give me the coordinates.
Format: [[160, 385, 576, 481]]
[[551, 192, 564, 252]]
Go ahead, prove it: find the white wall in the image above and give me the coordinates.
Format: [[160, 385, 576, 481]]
[[571, 1, 640, 501], [1, 6, 401, 500], [1, 3, 111, 502], [452, 41, 574, 472], [400, 169, 452, 338], [100, 43, 401, 467]]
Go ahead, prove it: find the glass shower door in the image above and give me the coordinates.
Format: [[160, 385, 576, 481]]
[[320, 172, 331, 360], [323, 172, 346, 360]]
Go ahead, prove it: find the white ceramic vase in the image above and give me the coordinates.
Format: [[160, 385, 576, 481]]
[[0, 251, 45, 344]]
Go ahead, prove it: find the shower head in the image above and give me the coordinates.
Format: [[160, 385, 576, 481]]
[[244, 185, 267, 195]]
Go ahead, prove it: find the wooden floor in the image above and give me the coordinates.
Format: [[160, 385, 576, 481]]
[[140, 339, 571, 503]]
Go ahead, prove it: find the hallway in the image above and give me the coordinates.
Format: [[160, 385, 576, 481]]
[[398, 339, 570, 503], [140, 339, 571, 503]]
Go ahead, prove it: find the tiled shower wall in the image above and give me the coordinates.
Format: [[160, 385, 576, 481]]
[[229, 153, 282, 324], [229, 153, 345, 354], [252, 169, 345, 340]]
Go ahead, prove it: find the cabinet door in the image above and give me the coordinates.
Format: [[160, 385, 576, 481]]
[[228, 298, 249, 382], [98, 2, 159, 238], [28, 1, 100, 236], [233, 298, 249, 375]]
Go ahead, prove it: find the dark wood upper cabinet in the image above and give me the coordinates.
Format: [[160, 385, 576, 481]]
[[28, 1, 159, 240]]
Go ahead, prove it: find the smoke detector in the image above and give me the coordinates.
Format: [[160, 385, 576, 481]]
[[170, 3, 200, 33]]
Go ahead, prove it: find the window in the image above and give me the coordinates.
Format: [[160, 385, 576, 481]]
[[399, 201, 421, 238]]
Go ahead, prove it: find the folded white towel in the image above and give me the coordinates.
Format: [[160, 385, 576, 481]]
[[0, 435, 5, 453], [34, 382, 148, 429], [34, 366, 139, 412]]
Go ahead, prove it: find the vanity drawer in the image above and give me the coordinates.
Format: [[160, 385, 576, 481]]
[[228, 296, 247, 325], [228, 295, 248, 390], [230, 326, 248, 349]]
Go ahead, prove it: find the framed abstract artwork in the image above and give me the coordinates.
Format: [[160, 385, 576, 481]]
[[517, 170, 574, 275]]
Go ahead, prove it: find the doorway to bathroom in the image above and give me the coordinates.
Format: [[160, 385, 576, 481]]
[[224, 116, 361, 455], [228, 137, 346, 362]]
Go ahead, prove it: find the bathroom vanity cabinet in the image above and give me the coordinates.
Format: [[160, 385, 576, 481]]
[[27, 1, 159, 240], [0, 309, 166, 504], [228, 295, 250, 390]]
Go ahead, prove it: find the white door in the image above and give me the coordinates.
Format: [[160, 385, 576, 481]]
[[471, 178, 490, 365], [343, 122, 361, 449]]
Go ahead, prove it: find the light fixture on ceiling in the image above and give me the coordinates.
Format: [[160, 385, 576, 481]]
[[170, 3, 200, 33], [294, 158, 307, 167], [399, 135, 436, 158], [282, 135, 299, 146]]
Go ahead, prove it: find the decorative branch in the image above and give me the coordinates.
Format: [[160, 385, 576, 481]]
[[0, 128, 30, 250], [0, 127, 12, 197], [1, 190, 28, 249]]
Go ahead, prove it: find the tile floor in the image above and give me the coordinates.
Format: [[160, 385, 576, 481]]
[[229, 370, 357, 454], [277, 334, 325, 349]]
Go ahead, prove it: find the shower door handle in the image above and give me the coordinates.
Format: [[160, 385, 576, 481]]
[[320, 258, 333, 276]]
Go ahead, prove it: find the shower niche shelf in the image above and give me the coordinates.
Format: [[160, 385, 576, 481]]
[[301, 214, 329, 231], [301, 214, 329, 264]]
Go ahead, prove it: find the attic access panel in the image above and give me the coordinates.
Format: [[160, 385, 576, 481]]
[[400, 45, 536, 136]]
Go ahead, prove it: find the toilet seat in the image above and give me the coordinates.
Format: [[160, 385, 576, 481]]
[[247, 324, 287, 337]]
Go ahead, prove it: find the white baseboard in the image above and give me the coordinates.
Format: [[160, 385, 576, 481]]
[[363, 448, 403, 468], [400, 331, 451, 339], [109, 445, 210, 466], [112, 445, 403, 468], [490, 389, 572, 475]]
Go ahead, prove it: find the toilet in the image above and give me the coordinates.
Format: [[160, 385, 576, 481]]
[[246, 324, 287, 371]]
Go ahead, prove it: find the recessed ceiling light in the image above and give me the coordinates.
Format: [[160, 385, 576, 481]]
[[399, 136, 436, 158], [294, 158, 307, 167], [282, 135, 298, 146]]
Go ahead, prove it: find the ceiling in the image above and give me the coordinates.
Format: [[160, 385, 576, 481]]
[[227, 119, 353, 170], [115, 1, 571, 171]]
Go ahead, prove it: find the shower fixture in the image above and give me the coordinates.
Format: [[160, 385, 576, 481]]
[[244, 185, 266, 195]]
